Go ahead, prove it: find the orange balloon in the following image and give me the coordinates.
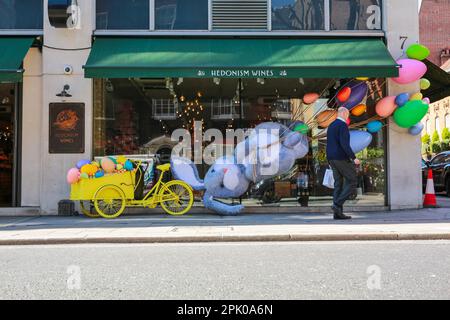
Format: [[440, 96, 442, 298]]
[[376, 96, 397, 118], [337, 87, 352, 102], [316, 110, 338, 128], [303, 93, 320, 104], [351, 104, 367, 116]]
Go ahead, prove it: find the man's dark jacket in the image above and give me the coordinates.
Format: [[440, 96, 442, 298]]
[[326, 119, 356, 161]]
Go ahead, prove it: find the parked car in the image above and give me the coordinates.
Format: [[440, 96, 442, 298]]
[[422, 151, 450, 197]]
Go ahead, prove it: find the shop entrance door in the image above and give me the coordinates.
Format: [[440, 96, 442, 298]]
[[0, 83, 19, 207]]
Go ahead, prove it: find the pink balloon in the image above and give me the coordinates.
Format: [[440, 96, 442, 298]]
[[376, 96, 397, 118], [392, 59, 427, 85], [423, 97, 430, 104], [67, 168, 80, 184], [303, 93, 319, 104], [101, 157, 116, 173]]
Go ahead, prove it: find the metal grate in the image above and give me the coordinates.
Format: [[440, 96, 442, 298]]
[[212, 0, 268, 30]]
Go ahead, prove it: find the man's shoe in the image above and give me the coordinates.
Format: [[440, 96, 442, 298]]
[[332, 205, 342, 215], [334, 211, 352, 220]]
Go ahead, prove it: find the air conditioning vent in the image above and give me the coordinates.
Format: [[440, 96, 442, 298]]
[[212, 0, 268, 30]]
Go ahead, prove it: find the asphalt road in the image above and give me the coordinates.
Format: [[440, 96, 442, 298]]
[[1, 241, 450, 300]]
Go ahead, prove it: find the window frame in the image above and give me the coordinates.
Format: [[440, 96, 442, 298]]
[[0, 0, 44, 34], [94, 0, 385, 36]]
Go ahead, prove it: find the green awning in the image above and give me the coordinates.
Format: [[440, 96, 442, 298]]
[[0, 37, 35, 82], [84, 38, 399, 79], [422, 59, 450, 103]]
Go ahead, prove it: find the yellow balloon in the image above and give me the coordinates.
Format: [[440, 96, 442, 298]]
[[81, 164, 98, 176], [117, 155, 127, 164], [410, 93, 423, 101], [356, 77, 369, 81], [420, 78, 430, 90]]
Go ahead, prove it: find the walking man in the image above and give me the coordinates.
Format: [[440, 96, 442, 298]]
[[326, 107, 360, 220]]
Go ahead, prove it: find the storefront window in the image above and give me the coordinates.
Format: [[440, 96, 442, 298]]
[[94, 77, 386, 207], [271, 0, 325, 30], [330, 0, 382, 30], [96, 0, 149, 30], [0, 0, 43, 29], [155, 0, 208, 30], [0, 84, 15, 206]]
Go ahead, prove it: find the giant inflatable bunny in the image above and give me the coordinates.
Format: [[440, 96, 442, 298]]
[[171, 122, 309, 215]]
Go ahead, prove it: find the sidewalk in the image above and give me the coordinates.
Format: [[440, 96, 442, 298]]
[[1, 207, 450, 245]]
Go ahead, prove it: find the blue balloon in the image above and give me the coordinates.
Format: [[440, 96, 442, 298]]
[[94, 170, 105, 178], [350, 130, 373, 153], [395, 93, 410, 107], [76, 159, 91, 169], [408, 122, 424, 136], [124, 160, 134, 171], [367, 120, 383, 133]]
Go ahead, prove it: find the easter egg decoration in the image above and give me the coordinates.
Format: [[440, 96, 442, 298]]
[[316, 110, 338, 128], [303, 93, 320, 105], [392, 59, 427, 85], [350, 131, 373, 153], [95, 170, 105, 178], [375, 96, 397, 118], [406, 44, 430, 61], [395, 93, 410, 107], [351, 104, 367, 116], [367, 121, 383, 134], [409, 123, 425, 136], [76, 159, 90, 169], [420, 78, 431, 90], [338, 81, 368, 110], [410, 92, 423, 101], [393, 100, 429, 128], [101, 157, 116, 173], [80, 164, 98, 177], [337, 87, 352, 103], [124, 160, 134, 171], [66, 168, 80, 184]]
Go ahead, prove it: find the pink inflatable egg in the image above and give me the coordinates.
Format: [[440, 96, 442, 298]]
[[66, 168, 80, 184], [101, 157, 116, 173], [392, 59, 427, 85], [376, 96, 397, 118], [303, 93, 319, 105], [423, 97, 430, 104]]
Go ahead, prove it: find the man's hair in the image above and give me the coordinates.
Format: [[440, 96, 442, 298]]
[[337, 107, 349, 118]]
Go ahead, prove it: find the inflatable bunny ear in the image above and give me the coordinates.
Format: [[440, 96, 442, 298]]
[[170, 156, 205, 191]]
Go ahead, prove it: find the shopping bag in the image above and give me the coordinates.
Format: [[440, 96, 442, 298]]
[[322, 168, 335, 189]]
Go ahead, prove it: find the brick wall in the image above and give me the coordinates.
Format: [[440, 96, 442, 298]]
[[420, 0, 450, 66]]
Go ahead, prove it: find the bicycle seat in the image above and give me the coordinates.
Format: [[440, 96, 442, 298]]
[[157, 163, 171, 172]]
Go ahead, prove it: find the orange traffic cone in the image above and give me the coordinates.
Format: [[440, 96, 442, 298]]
[[423, 169, 437, 208]]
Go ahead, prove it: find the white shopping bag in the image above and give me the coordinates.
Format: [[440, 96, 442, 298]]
[[322, 167, 335, 189]]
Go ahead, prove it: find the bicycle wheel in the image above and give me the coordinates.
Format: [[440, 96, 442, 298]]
[[159, 180, 194, 216], [94, 185, 126, 219], [79, 201, 100, 218]]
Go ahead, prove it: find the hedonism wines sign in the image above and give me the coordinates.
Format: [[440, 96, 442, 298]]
[[198, 69, 288, 78]]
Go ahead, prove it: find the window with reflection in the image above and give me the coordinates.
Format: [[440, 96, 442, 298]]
[[96, 0, 149, 30], [330, 0, 382, 30], [272, 0, 325, 30], [0, 0, 43, 29], [155, 0, 209, 30]]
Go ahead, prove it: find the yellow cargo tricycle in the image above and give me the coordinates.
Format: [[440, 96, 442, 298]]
[[70, 161, 194, 219]]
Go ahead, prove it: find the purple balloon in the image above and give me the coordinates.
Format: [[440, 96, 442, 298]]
[[338, 81, 368, 110], [76, 159, 91, 169], [395, 93, 410, 107]]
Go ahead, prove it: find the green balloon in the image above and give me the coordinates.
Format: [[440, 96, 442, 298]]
[[294, 123, 309, 135], [393, 100, 429, 128], [406, 44, 430, 61]]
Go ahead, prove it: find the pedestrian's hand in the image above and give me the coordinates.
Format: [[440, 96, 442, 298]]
[[354, 159, 361, 166]]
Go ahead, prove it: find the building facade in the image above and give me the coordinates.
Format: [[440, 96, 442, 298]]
[[0, 0, 423, 215]]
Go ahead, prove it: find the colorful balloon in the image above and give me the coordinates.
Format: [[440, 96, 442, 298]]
[[350, 131, 373, 153], [423, 97, 431, 104], [408, 122, 424, 136], [367, 121, 383, 133], [66, 168, 80, 184], [392, 59, 427, 85], [101, 157, 116, 173], [303, 93, 320, 104], [406, 44, 430, 61], [350, 104, 367, 116], [95, 170, 105, 178], [337, 87, 352, 102], [375, 96, 397, 118], [410, 92, 423, 101], [91, 161, 100, 168], [355, 77, 369, 81], [316, 110, 338, 128], [293, 122, 309, 135], [117, 155, 127, 164], [124, 160, 134, 171], [395, 93, 410, 107], [346, 118, 351, 126], [420, 78, 431, 90], [338, 81, 368, 110], [80, 173, 89, 179], [76, 159, 90, 169], [80, 164, 98, 177], [393, 100, 429, 128]]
